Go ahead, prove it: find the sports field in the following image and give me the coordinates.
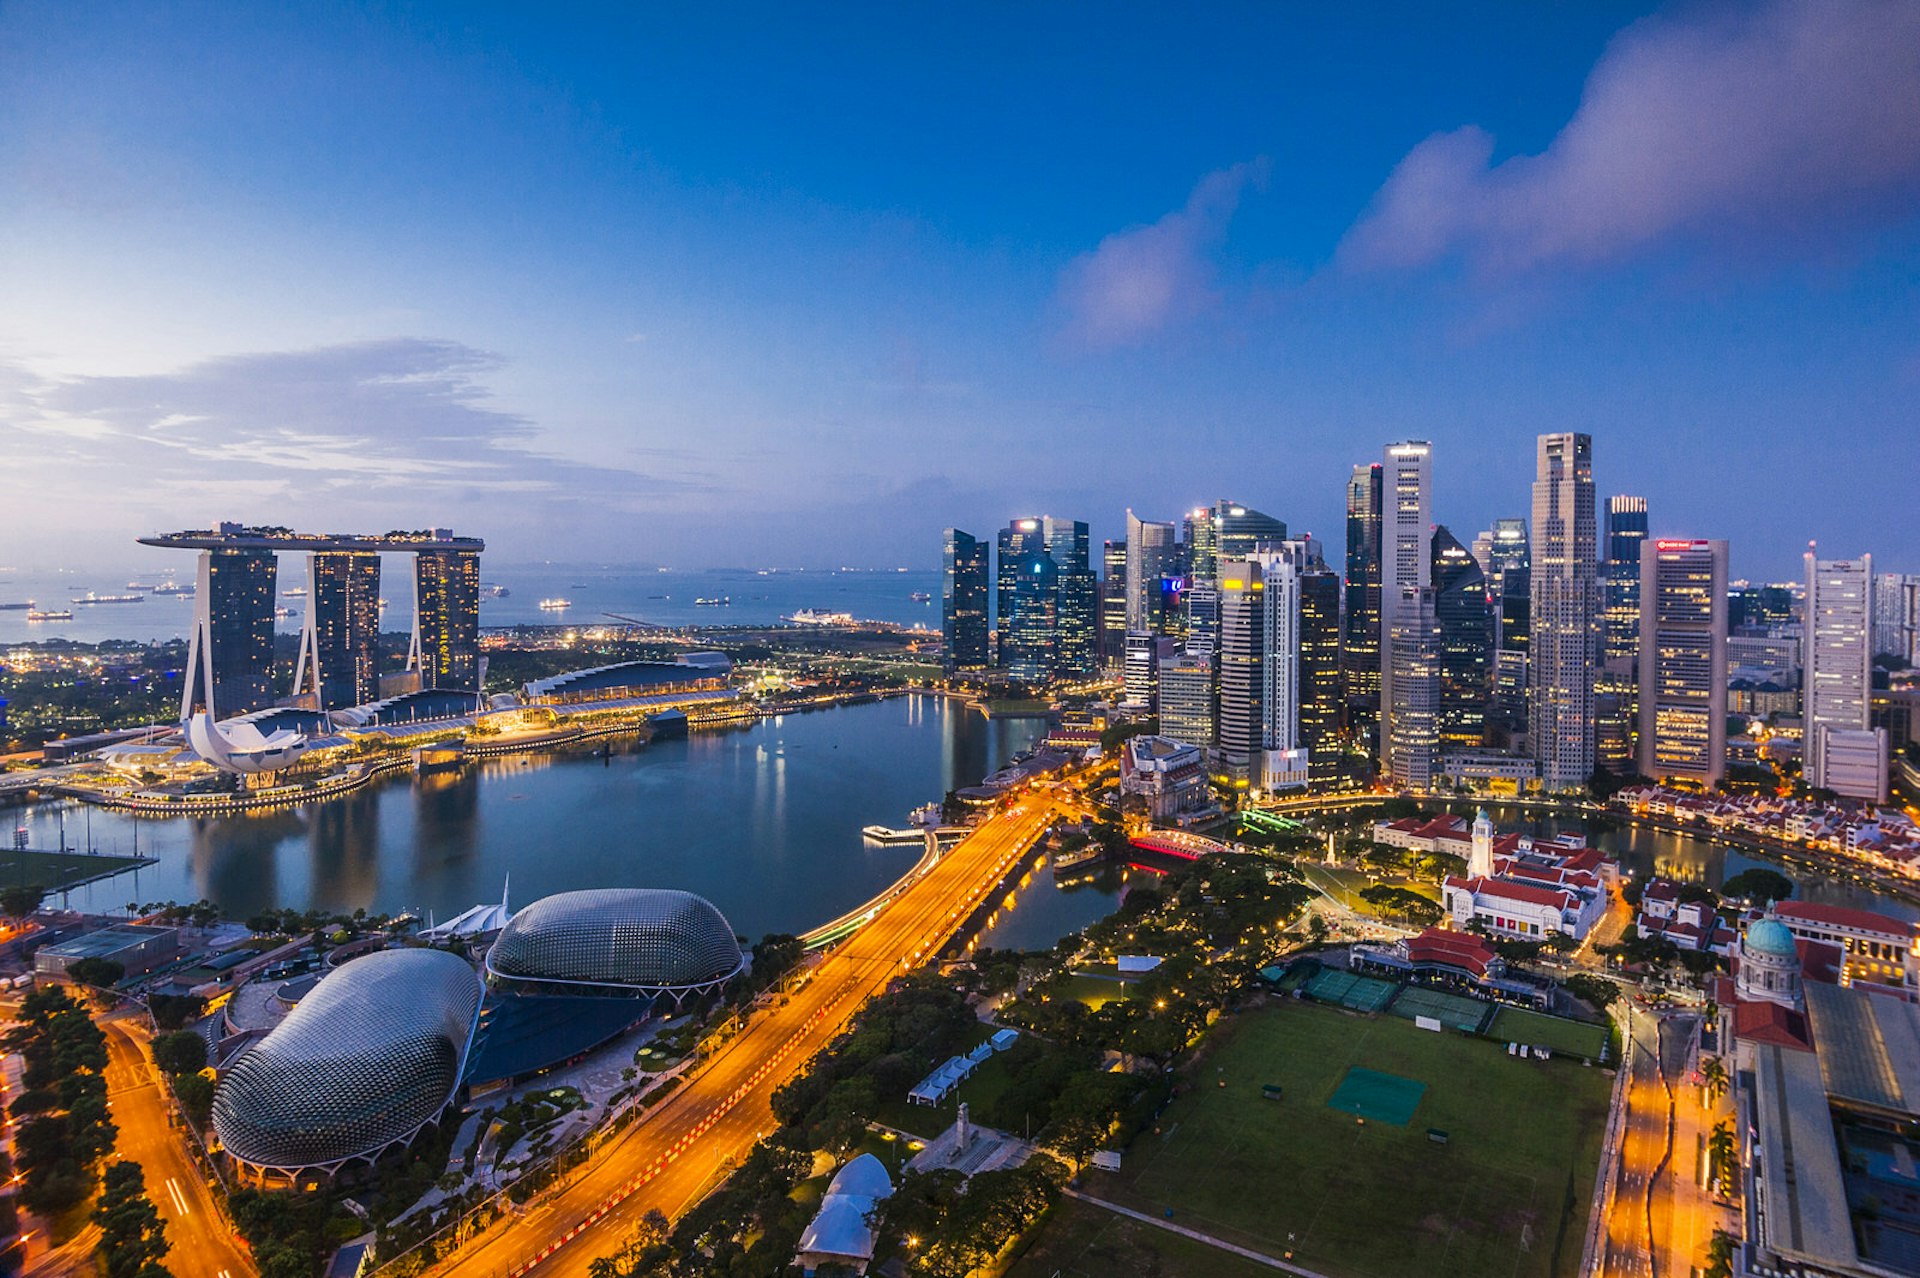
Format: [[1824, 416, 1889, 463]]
[[1489, 1007, 1611, 1062], [1099, 999, 1611, 1278]]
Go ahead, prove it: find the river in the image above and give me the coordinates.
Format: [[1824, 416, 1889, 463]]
[[9, 696, 1052, 940]]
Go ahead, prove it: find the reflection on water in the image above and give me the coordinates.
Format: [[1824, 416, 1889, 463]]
[[14, 696, 1047, 940], [1483, 806, 1920, 925]]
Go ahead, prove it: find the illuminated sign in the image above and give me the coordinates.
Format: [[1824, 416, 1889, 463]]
[[1655, 540, 1708, 551]]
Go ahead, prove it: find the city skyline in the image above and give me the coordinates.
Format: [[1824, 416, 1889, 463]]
[[3, 1, 1918, 576]]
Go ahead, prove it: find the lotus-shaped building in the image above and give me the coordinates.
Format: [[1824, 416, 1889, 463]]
[[484, 888, 745, 1002]]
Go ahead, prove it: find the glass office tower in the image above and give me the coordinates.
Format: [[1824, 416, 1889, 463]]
[[941, 529, 990, 674], [413, 549, 481, 693], [304, 551, 382, 709], [183, 547, 279, 720]]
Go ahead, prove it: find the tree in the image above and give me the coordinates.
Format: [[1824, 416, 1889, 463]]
[[65, 957, 126, 989], [151, 1031, 207, 1077], [170, 1073, 214, 1128], [1700, 1055, 1729, 1105], [0, 883, 45, 924], [1719, 868, 1793, 905], [1707, 1120, 1736, 1191], [1564, 973, 1622, 1011], [96, 1160, 171, 1278]]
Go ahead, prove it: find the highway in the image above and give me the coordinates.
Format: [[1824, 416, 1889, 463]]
[[1600, 1007, 1700, 1278], [101, 1016, 255, 1278], [424, 794, 1068, 1278]]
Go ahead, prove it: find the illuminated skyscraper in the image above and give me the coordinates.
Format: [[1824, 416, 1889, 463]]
[[941, 529, 990, 674], [1636, 539, 1727, 787], [1158, 650, 1216, 748], [1805, 551, 1885, 801], [181, 545, 278, 720], [1213, 502, 1288, 565], [1042, 518, 1096, 676], [294, 551, 382, 710], [1003, 549, 1060, 682], [1529, 432, 1597, 790], [1343, 463, 1383, 743], [1431, 526, 1492, 747], [1603, 497, 1649, 664], [1184, 506, 1218, 584], [994, 517, 1090, 679], [1485, 517, 1531, 731], [1380, 441, 1432, 782], [996, 518, 1046, 658], [1386, 585, 1442, 792], [412, 547, 481, 693], [1298, 560, 1344, 786], [1125, 511, 1178, 634], [1100, 539, 1128, 666]]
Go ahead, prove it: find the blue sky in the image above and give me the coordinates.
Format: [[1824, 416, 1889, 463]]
[[2, 1, 1916, 578]]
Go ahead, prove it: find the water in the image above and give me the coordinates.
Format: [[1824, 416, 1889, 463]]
[[9, 696, 1047, 940], [1482, 805, 1920, 924], [974, 862, 1133, 953], [0, 564, 942, 646]]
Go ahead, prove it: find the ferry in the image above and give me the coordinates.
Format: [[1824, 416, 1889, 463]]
[[26, 609, 74, 622], [480, 583, 511, 598], [910, 591, 931, 603], [71, 592, 144, 605], [538, 598, 571, 611], [783, 608, 855, 626], [693, 596, 730, 607]]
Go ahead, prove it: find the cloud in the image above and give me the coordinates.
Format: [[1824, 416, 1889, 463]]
[[1057, 160, 1266, 348], [0, 338, 714, 538], [1341, 0, 1920, 273]]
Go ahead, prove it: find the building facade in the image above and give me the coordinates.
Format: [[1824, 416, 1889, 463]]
[[1805, 553, 1885, 801], [941, 528, 990, 674], [1125, 511, 1178, 635], [1636, 538, 1729, 787], [1602, 496, 1649, 665], [1344, 462, 1384, 747], [182, 545, 279, 720], [1380, 442, 1433, 783], [1158, 650, 1216, 748], [1431, 525, 1493, 748], [295, 550, 382, 710], [1385, 584, 1442, 792], [412, 547, 482, 693], [1529, 432, 1597, 790]]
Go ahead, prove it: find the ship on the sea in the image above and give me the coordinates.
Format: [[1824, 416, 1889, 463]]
[[0, 600, 34, 611], [26, 609, 74, 622], [126, 581, 156, 591], [71, 592, 144, 605], [480, 583, 511, 598], [694, 596, 730, 607], [784, 608, 855, 626], [151, 580, 190, 595], [538, 597, 571, 611], [283, 586, 308, 598], [910, 591, 931, 603]]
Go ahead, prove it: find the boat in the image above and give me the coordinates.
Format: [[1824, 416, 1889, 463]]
[[26, 609, 74, 622], [862, 825, 925, 844], [273, 606, 296, 621], [71, 592, 144, 605], [0, 600, 33, 611], [377, 598, 389, 610], [910, 591, 932, 603], [480, 583, 510, 598], [693, 596, 730, 607], [151, 580, 189, 595], [538, 598, 571, 611], [783, 608, 855, 626], [126, 581, 155, 591], [283, 586, 308, 598]]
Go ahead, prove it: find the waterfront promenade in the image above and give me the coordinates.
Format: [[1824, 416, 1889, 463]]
[[417, 792, 1074, 1278]]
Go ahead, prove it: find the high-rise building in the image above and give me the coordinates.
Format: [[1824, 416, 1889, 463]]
[[1184, 506, 1219, 584], [1873, 572, 1918, 664], [294, 551, 381, 710], [1805, 552, 1886, 801], [1216, 563, 1265, 787], [996, 518, 1046, 659], [181, 546, 279, 720], [1126, 511, 1178, 635], [941, 529, 990, 675], [1184, 584, 1221, 656], [1099, 540, 1128, 666], [1043, 518, 1096, 676], [412, 547, 482, 693], [1385, 585, 1442, 792], [1216, 546, 1316, 793], [1122, 632, 1169, 712], [1636, 539, 1728, 787], [1343, 463, 1384, 743], [1379, 442, 1432, 782], [1298, 561, 1344, 787], [1003, 549, 1060, 682], [1213, 502, 1288, 565], [1603, 497, 1649, 665], [1158, 650, 1216, 748], [1529, 433, 1597, 790], [994, 518, 1091, 680], [1431, 526, 1493, 747]]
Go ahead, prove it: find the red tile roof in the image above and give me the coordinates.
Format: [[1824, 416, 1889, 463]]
[[1774, 900, 1913, 940], [1733, 1000, 1813, 1050], [1446, 875, 1573, 910], [1406, 927, 1497, 978]]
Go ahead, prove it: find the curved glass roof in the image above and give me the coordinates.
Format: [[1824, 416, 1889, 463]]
[[486, 889, 744, 992], [211, 948, 482, 1171]]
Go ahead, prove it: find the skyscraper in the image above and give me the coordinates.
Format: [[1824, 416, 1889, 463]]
[[1529, 432, 1597, 790], [941, 529, 990, 675], [412, 547, 482, 693], [1380, 442, 1432, 782], [1386, 585, 1442, 792], [294, 550, 381, 710], [1343, 463, 1383, 743], [1158, 650, 1216, 748], [1212, 502, 1288, 565], [1486, 517, 1531, 732], [1636, 539, 1728, 787], [1043, 518, 1096, 676], [1431, 526, 1493, 747], [1603, 497, 1649, 665], [1216, 561, 1266, 787], [1100, 539, 1128, 666], [1805, 552, 1886, 801], [1003, 549, 1060, 682], [1184, 506, 1218, 584], [1184, 584, 1221, 655], [994, 517, 1090, 680], [1217, 545, 1315, 793], [181, 546, 278, 720], [996, 518, 1046, 660], [1298, 560, 1344, 787], [1125, 511, 1178, 634], [1873, 572, 1918, 664]]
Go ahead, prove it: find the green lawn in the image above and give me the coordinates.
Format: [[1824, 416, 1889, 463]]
[[1007, 1197, 1281, 1278], [1488, 1008, 1611, 1062], [1091, 1000, 1610, 1278], [866, 1024, 1013, 1139], [0, 848, 149, 892], [1054, 972, 1141, 1009]]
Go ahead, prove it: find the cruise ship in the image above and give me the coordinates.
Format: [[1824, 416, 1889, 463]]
[[538, 597, 571, 611]]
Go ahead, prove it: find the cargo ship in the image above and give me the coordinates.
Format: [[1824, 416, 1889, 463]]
[[151, 580, 190, 595], [538, 597, 571, 611], [480, 583, 510, 598], [71, 591, 144, 605], [784, 609, 855, 626], [26, 609, 74, 622], [0, 600, 33, 611], [693, 596, 730, 607]]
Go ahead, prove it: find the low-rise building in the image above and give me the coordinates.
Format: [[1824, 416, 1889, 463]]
[[1772, 900, 1917, 997], [1119, 735, 1209, 821], [34, 923, 181, 978]]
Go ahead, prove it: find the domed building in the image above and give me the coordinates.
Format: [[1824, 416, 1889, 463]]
[[212, 948, 484, 1184], [485, 888, 746, 1003], [1736, 916, 1804, 1008]]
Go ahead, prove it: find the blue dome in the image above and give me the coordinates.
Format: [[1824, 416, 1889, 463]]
[[1745, 918, 1798, 960]]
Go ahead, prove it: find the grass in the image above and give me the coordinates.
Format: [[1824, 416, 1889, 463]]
[[982, 698, 1054, 717], [1488, 1008, 1611, 1062], [866, 1023, 1014, 1139], [1007, 1197, 1281, 1278], [1052, 972, 1141, 1009], [1091, 999, 1610, 1278], [0, 848, 149, 891]]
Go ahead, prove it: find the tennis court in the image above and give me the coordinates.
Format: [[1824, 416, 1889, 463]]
[[1327, 1067, 1427, 1125], [1390, 986, 1494, 1034], [1301, 968, 1399, 1013]]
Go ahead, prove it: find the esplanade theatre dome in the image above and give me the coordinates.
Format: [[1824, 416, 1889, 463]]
[[211, 948, 483, 1179], [484, 888, 746, 998]]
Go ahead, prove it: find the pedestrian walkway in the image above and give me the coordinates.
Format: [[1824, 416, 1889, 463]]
[[1063, 1188, 1333, 1277]]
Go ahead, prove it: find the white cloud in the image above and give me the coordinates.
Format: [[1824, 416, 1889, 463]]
[[1341, 0, 1920, 273], [1057, 160, 1266, 349]]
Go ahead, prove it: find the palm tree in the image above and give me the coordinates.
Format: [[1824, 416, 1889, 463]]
[[1700, 1054, 1729, 1105]]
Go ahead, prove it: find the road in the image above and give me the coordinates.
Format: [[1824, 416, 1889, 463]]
[[425, 795, 1068, 1278], [1600, 1007, 1700, 1278], [100, 1017, 255, 1278]]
